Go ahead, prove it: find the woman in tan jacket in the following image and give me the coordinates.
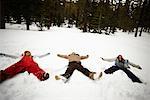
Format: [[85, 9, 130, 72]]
[[55, 52, 102, 82]]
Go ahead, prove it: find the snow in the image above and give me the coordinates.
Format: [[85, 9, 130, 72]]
[[0, 24, 150, 100]]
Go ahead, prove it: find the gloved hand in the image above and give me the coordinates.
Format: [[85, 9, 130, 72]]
[[138, 66, 142, 70], [57, 54, 60, 57], [100, 57, 104, 60], [137, 65, 142, 70]]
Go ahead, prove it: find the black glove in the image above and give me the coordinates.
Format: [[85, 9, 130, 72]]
[[138, 66, 142, 70], [127, 66, 130, 69], [100, 57, 104, 60]]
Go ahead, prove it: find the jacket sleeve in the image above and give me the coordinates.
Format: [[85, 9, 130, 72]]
[[32, 53, 50, 58], [80, 55, 89, 60], [102, 57, 116, 62], [0, 53, 20, 59], [128, 61, 141, 69], [57, 54, 68, 59]]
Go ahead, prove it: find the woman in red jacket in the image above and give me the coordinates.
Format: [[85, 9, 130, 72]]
[[0, 51, 49, 83]]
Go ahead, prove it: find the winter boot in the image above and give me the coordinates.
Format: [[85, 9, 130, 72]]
[[55, 75, 68, 83], [42, 73, 49, 81], [0, 70, 2, 83], [0, 70, 7, 83], [55, 75, 61, 80], [89, 72, 102, 80], [55, 75, 67, 80]]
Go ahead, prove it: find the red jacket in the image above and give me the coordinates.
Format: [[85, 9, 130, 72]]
[[3, 55, 46, 81]]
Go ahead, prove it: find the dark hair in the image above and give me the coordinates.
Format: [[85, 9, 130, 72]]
[[24, 51, 31, 56], [69, 52, 80, 56], [75, 54, 80, 56], [117, 55, 125, 62], [24, 51, 30, 54]]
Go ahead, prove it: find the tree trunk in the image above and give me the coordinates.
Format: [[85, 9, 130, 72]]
[[135, 25, 138, 37], [83, 22, 87, 32], [26, 20, 30, 30], [16, 16, 22, 24], [125, 0, 130, 15], [135, 0, 146, 37], [139, 27, 143, 36], [0, 0, 5, 29], [76, 8, 79, 27], [112, 27, 115, 34], [82, 0, 90, 32]]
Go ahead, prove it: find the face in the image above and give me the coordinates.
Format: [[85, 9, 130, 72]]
[[25, 51, 31, 56], [71, 52, 76, 55], [118, 55, 123, 61], [70, 52, 79, 56]]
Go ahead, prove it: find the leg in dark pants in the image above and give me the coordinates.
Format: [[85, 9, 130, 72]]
[[61, 62, 77, 79], [0, 62, 26, 83], [121, 68, 142, 83], [61, 62, 92, 79], [104, 66, 120, 74], [61, 66, 75, 79], [76, 64, 92, 77]]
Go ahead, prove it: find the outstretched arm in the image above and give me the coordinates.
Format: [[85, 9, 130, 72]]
[[128, 61, 142, 69], [57, 54, 68, 59], [81, 55, 89, 60], [33, 52, 50, 58], [100, 57, 116, 62], [0, 53, 20, 59]]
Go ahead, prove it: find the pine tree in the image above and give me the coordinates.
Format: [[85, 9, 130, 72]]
[[64, 0, 77, 28], [89, 1, 99, 33], [134, 0, 146, 37], [0, 0, 5, 29], [76, 0, 92, 32]]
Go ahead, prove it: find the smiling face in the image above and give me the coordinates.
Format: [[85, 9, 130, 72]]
[[118, 55, 122, 61], [24, 51, 31, 56], [117, 55, 124, 62]]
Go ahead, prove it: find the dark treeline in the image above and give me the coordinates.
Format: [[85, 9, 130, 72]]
[[0, 0, 150, 37]]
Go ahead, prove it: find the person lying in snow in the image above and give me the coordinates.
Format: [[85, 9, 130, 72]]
[[101, 55, 142, 83], [55, 52, 102, 82], [0, 51, 49, 83]]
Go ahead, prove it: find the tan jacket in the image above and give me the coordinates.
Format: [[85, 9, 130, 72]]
[[57, 53, 89, 62]]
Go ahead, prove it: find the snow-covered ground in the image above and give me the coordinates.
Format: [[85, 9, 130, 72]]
[[0, 24, 150, 100]]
